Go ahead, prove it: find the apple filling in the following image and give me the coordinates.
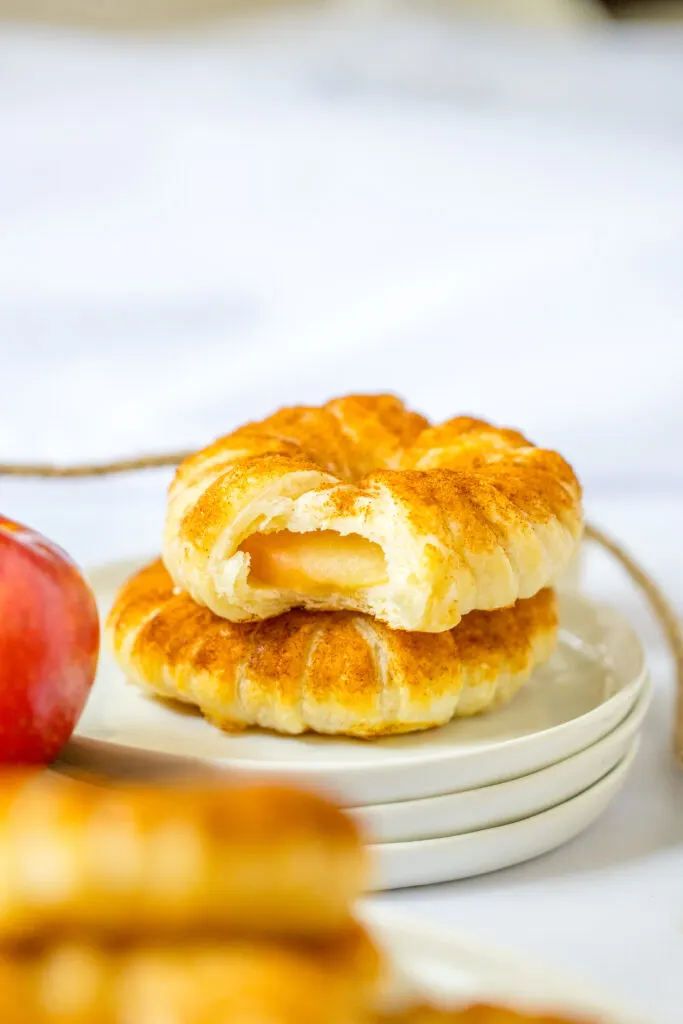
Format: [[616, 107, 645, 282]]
[[240, 530, 387, 594]]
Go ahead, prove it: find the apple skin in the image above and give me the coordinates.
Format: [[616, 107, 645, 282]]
[[0, 517, 99, 764]]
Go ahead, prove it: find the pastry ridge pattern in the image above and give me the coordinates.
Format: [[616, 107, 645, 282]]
[[163, 395, 582, 632], [107, 560, 559, 738]]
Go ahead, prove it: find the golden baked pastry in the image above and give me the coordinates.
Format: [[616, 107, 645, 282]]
[[0, 930, 377, 1024], [0, 771, 364, 943], [378, 1007, 596, 1023], [163, 395, 582, 632], [0, 955, 595, 1024], [0, 774, 594, 1024], [107, 560, 558, 738]]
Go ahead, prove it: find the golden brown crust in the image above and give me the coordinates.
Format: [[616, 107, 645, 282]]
[[0, 956, 593, 1024], [377, 1007, 597, 1024], [0, 928, 377, 1024], [107, 561, 559, 738], [0, 772, 365, 944], [163, 394, 582, 632]]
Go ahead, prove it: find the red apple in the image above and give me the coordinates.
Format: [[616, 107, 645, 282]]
[[0, 517, 99, 764]]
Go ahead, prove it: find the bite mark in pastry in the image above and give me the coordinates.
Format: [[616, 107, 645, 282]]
[[107, 560, 559, 738], [241, 530, 388, 593], [162, 395, 582, 632]]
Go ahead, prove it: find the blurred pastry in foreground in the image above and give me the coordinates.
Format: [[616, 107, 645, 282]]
[[163, 394, 582, 632], [0, 773, 600, 1024], [0, 772, 365, 943], [107, 560, 559, 737], [378, 1007, 597, 1023], [0, 932, 378, 1024], [0, 956, 596, 1024]]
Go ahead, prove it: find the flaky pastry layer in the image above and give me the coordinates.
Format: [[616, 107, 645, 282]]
[[107, 560, 558, 738], [163, 395, 582, 632]]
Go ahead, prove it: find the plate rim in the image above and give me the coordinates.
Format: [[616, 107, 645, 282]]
[[350, 680, 650, 833], [358, 680, 650, 812], [75, 558, 649, 785], [366, 737, 638, 853], [358, 902, 646, 1024]]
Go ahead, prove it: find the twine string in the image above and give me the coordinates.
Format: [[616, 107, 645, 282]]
[[0, 453, 193, 478], [2, 455, 681, 764], [583, 522, 683, 765]]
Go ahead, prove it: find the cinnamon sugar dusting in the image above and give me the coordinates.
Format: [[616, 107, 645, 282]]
[[110, 561, 558, 737], [173, 394, 581, 558], [180, 452, 325, 552], [161, 392, 581, 635]]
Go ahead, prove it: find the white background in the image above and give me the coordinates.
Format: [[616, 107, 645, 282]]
[[1, 6, 682, 1022]]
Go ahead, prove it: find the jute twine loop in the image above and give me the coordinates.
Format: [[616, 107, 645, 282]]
[[2, 454, 681, 765], [0, 453, 194, 478]]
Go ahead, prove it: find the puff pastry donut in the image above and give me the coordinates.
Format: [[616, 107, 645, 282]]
[[378, 1008, 597, 1024], [0, 772, 365, 943], [107, 560, 558, 738], [0, 933, 377, 1024], [163, 395, 582, 632]]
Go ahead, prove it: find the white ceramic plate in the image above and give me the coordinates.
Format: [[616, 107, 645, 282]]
[[352, 683, 650, 842], [368, 741, 638, 890], [362, 905, 642, 1023], [61, 559, 648, 806]]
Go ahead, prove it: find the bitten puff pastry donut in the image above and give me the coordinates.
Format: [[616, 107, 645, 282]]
[[163, 394, 582, 632], [107, 560, 558, 738], [0, 771, 365, 943]]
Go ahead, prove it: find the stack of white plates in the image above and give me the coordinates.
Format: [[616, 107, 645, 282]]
[[60, 558, 650, 891]]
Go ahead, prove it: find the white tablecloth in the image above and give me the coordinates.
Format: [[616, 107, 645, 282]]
[[1, 8, 682, 1021]]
